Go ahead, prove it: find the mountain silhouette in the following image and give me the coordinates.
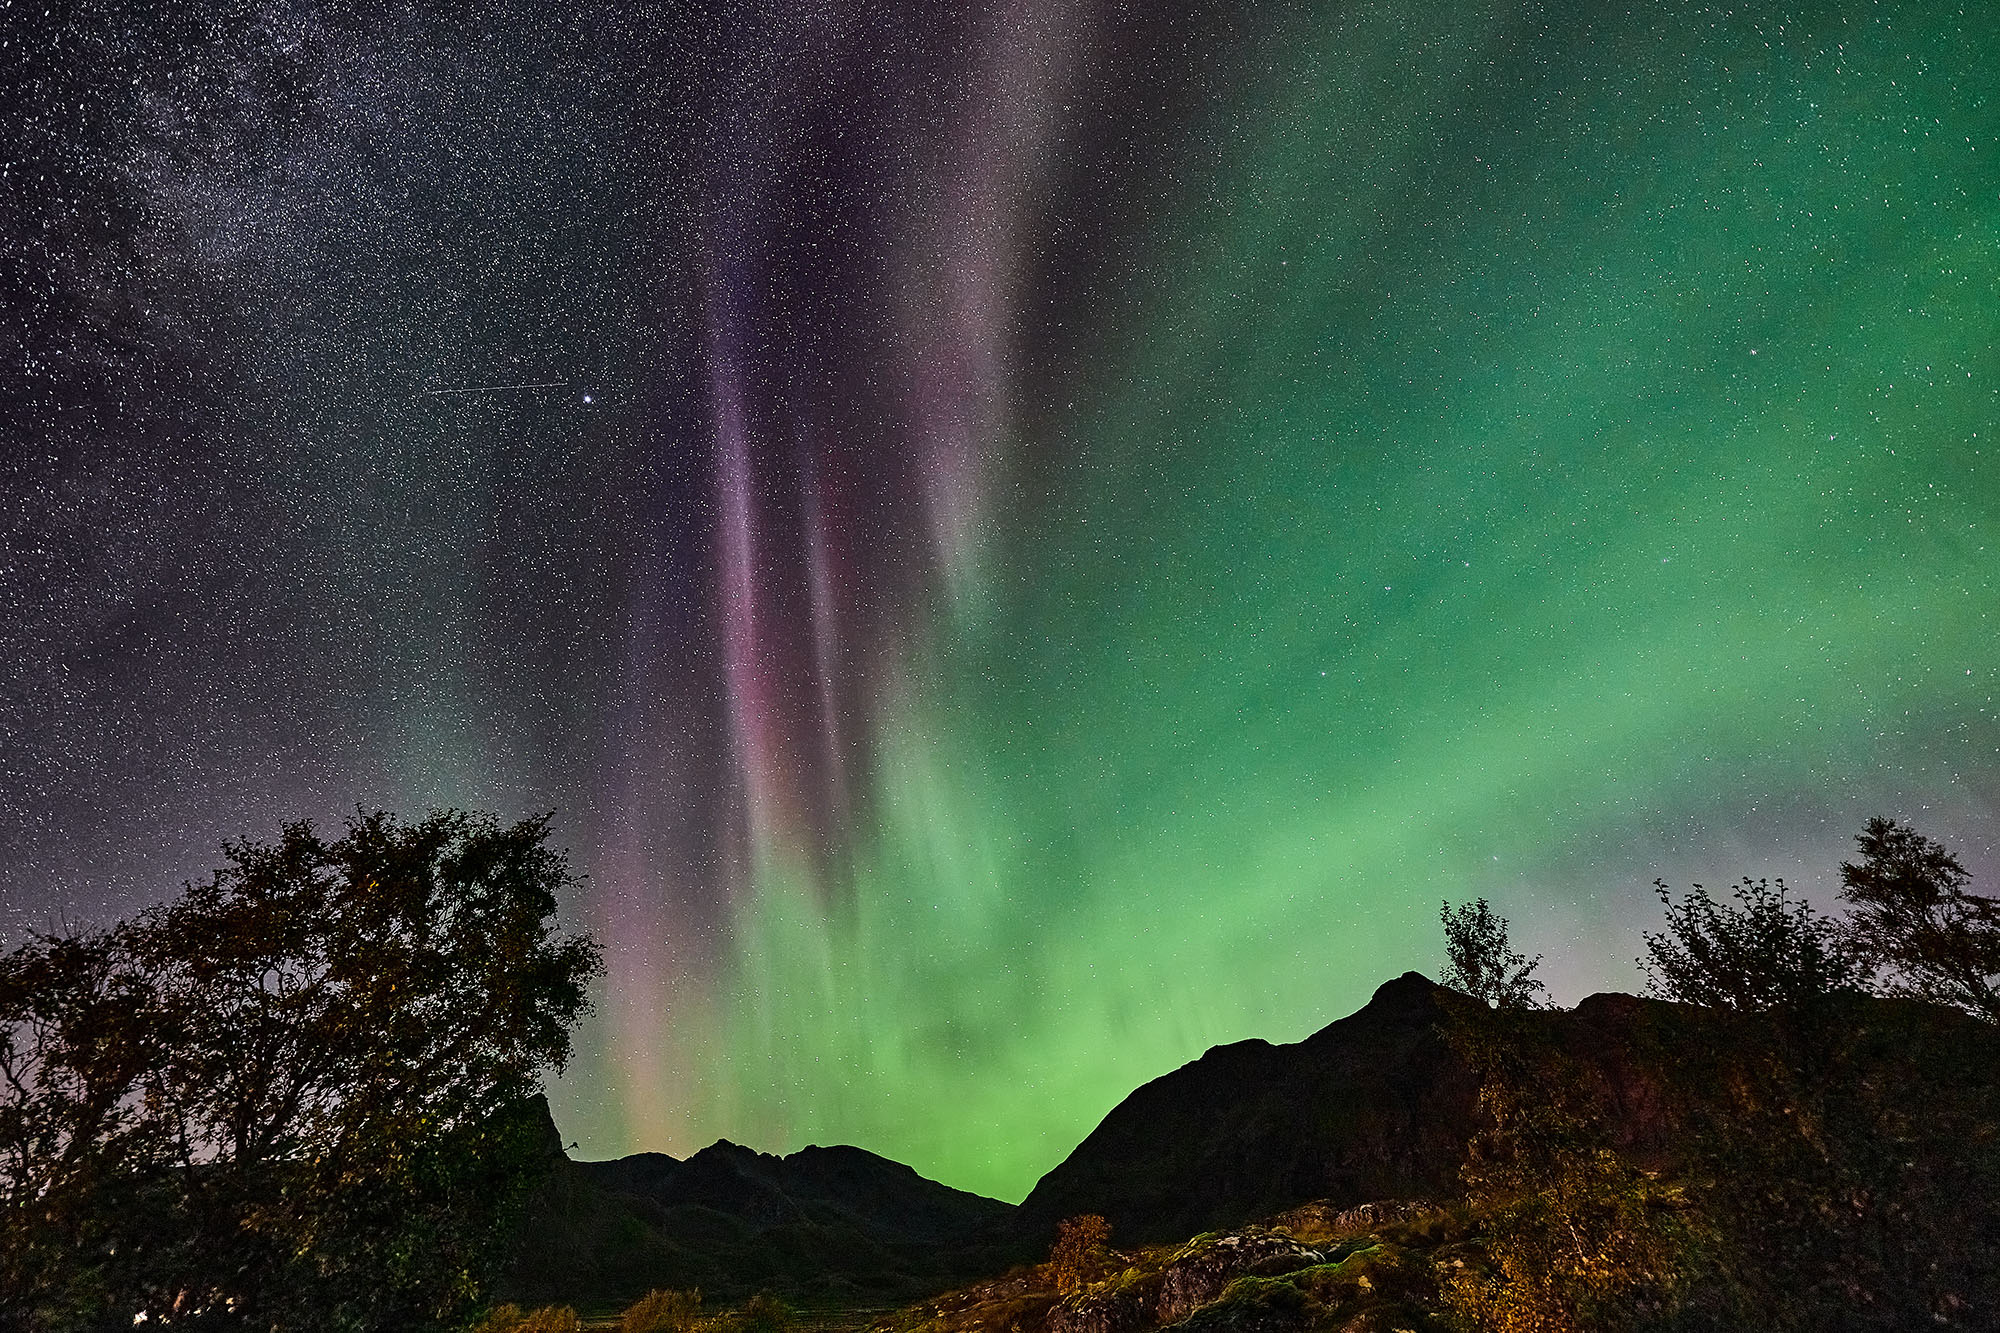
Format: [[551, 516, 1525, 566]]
[[1013, 972, 1481, 1244], [502, 1120, 1015, 1306], [506, 971, 2000, 1319]]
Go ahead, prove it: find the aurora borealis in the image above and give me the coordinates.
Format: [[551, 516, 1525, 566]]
[[5, 0, 1997, 1201]]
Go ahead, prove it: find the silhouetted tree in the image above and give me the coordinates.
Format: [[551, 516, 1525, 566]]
[[0, 927, 162, 1330], [1639, 878, 1866, 1012], [1440, 899, 1548, 1009], [0, 809, 601, 1333], [1631, 834, 2000, 1328], [1839, 817, 1999, 1022]]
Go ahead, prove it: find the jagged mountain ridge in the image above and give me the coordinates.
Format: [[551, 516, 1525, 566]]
[[502, 1116, 1019, 1306], [577, 1137, 1015, 1244]]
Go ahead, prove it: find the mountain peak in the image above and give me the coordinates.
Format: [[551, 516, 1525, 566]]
[[1018, 970, 1474, 1241], [1375, 969, 1442, 997], [1359, 970, 1449, 1016]]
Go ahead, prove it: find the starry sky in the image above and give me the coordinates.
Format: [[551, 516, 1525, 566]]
[[5, 0, 1997, 1201]]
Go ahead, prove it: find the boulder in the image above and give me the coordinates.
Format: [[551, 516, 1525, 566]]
[[1155, 1230, 1327, 1324]]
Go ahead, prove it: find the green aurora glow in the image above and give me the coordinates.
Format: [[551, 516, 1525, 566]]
[[668, 0, 1999, 1200]]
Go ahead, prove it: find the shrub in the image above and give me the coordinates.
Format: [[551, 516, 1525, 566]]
[[729, 1293, 793, 1333], [1, 808, 603, 1332], [1444, 1036, 1699, 1333], [1048, 1214, 1114, 1297], [1639, 877, 1865, 1011], [623, 1287, 704, 1333], [468, 1303, 581, 1333]]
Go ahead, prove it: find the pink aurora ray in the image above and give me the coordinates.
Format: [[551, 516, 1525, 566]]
[[586, 0, 1092, 1150]]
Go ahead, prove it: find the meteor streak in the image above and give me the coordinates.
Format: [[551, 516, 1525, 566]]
[[421, 380, 569, 396]]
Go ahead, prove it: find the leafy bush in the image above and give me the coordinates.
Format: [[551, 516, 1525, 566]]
[[467, 1304, 531, 1333], [1640, 877, 1866, 1011], [1048, 1214, 1114, 1297], [0, 809, 602, 1331], [719, 1293, 792, 1333], [622, 1287, 704, 1333], [1442, 1010, 1700, 1333], [1446, 1143, 1695, 1333]]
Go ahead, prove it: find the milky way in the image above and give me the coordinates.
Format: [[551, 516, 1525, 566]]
[[5, 0, 1997, 1199]]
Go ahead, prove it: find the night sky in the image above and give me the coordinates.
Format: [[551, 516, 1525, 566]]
[[5, 0, 1997, 1201]]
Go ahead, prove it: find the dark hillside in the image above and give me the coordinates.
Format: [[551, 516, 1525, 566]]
[[580, 1139, 1013, 1245], [502, 1125, 1015, 1308], [1013, 974, 2000, 1257], [507, 975, 2000, 1326], [1015, 973, 1482, 1243]]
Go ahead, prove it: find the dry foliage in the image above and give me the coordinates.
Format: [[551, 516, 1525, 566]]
[[1048, 1213, 1114, 1298], [1442, 1014, 1698, 1333], [622, 1287, 704, 1333], [469, 1305, 581, 1333]]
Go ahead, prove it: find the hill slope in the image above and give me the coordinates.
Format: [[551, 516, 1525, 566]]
[[1015, 972, 1481, 1244], [502, 1123, 1015, 1307], [1003, 973, 2000, 1326]]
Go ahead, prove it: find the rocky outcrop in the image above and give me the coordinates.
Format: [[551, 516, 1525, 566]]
[[1267, 1199, 1439, 1240], [1046, 1282, 1157, 1333], [1159, 1277, 1313, 1333], [1041, 1217, 1416, 1333], [884, 1207, 1459, 1333], [1154, 1229, 1328, 1324]]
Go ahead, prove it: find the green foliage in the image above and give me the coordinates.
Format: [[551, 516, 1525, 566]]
[[621, 1288, 704, 1333], [1839, 817, 2000, 1021], [0, 809, 602, 1332], [1439, 899, 1548, 1009], [1048, 1214, 1114, 1297], [1639, 877, 1867, 1012], [1442, 1011, 1699, 1333]]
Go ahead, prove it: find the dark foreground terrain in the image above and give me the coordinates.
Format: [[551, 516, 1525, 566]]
[[506, 975, 2000, 1329]]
